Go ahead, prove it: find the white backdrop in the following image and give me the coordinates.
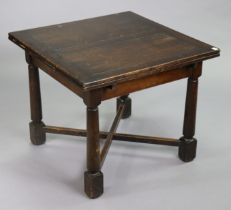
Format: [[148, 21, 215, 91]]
[[0, 1, 230, 210]]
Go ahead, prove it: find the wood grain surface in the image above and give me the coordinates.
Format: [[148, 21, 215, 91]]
[[9, 11, 220, 90]]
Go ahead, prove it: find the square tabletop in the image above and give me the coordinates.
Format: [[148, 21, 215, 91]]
[[9, 11, 220, 90]]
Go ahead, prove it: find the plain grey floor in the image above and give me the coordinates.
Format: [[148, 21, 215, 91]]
[[0, 1, 230, 209]]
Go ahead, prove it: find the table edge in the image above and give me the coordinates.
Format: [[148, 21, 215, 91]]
[[8, 31, 220, 91]]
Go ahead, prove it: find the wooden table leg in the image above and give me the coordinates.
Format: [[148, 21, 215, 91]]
[[117, 95, 131, 119], [179, 69, 200, 162], [84, 91, 103, 198], [26, 52, 46, 145]]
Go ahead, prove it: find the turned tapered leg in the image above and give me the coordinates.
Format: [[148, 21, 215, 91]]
[[179, 76, 199, 162], [84, 105, 103, 198], [117, 95, 131, 119], [27, 53, 46, 145]]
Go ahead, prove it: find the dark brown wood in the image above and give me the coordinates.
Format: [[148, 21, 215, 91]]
[[117, 95, 131, 119], [84, 90, 103, 198], [178, 137, 197, 162], [100, 103, 125, 168], [102, 65, 193, 100], [86, 106, 100, 172], [84, 171, 103, 199], [83, 90, 102, 108], [9, 12, 220, 198], [183, 79, 198, 138], [9, 11, 220, 91], [178, 63, 201, 162], [31, 53, 83, 97], [43, 125, 180, 146], [26, 52, 42, 123], [26, 52, 46, 145], [183, 63, 201, 139]]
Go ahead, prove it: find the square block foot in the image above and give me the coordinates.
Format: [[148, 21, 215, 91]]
[[29, 121, 46, 145], [84, 171, 103, 199], [178, 137, 197, 162], [117, 96, 132, 119]]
